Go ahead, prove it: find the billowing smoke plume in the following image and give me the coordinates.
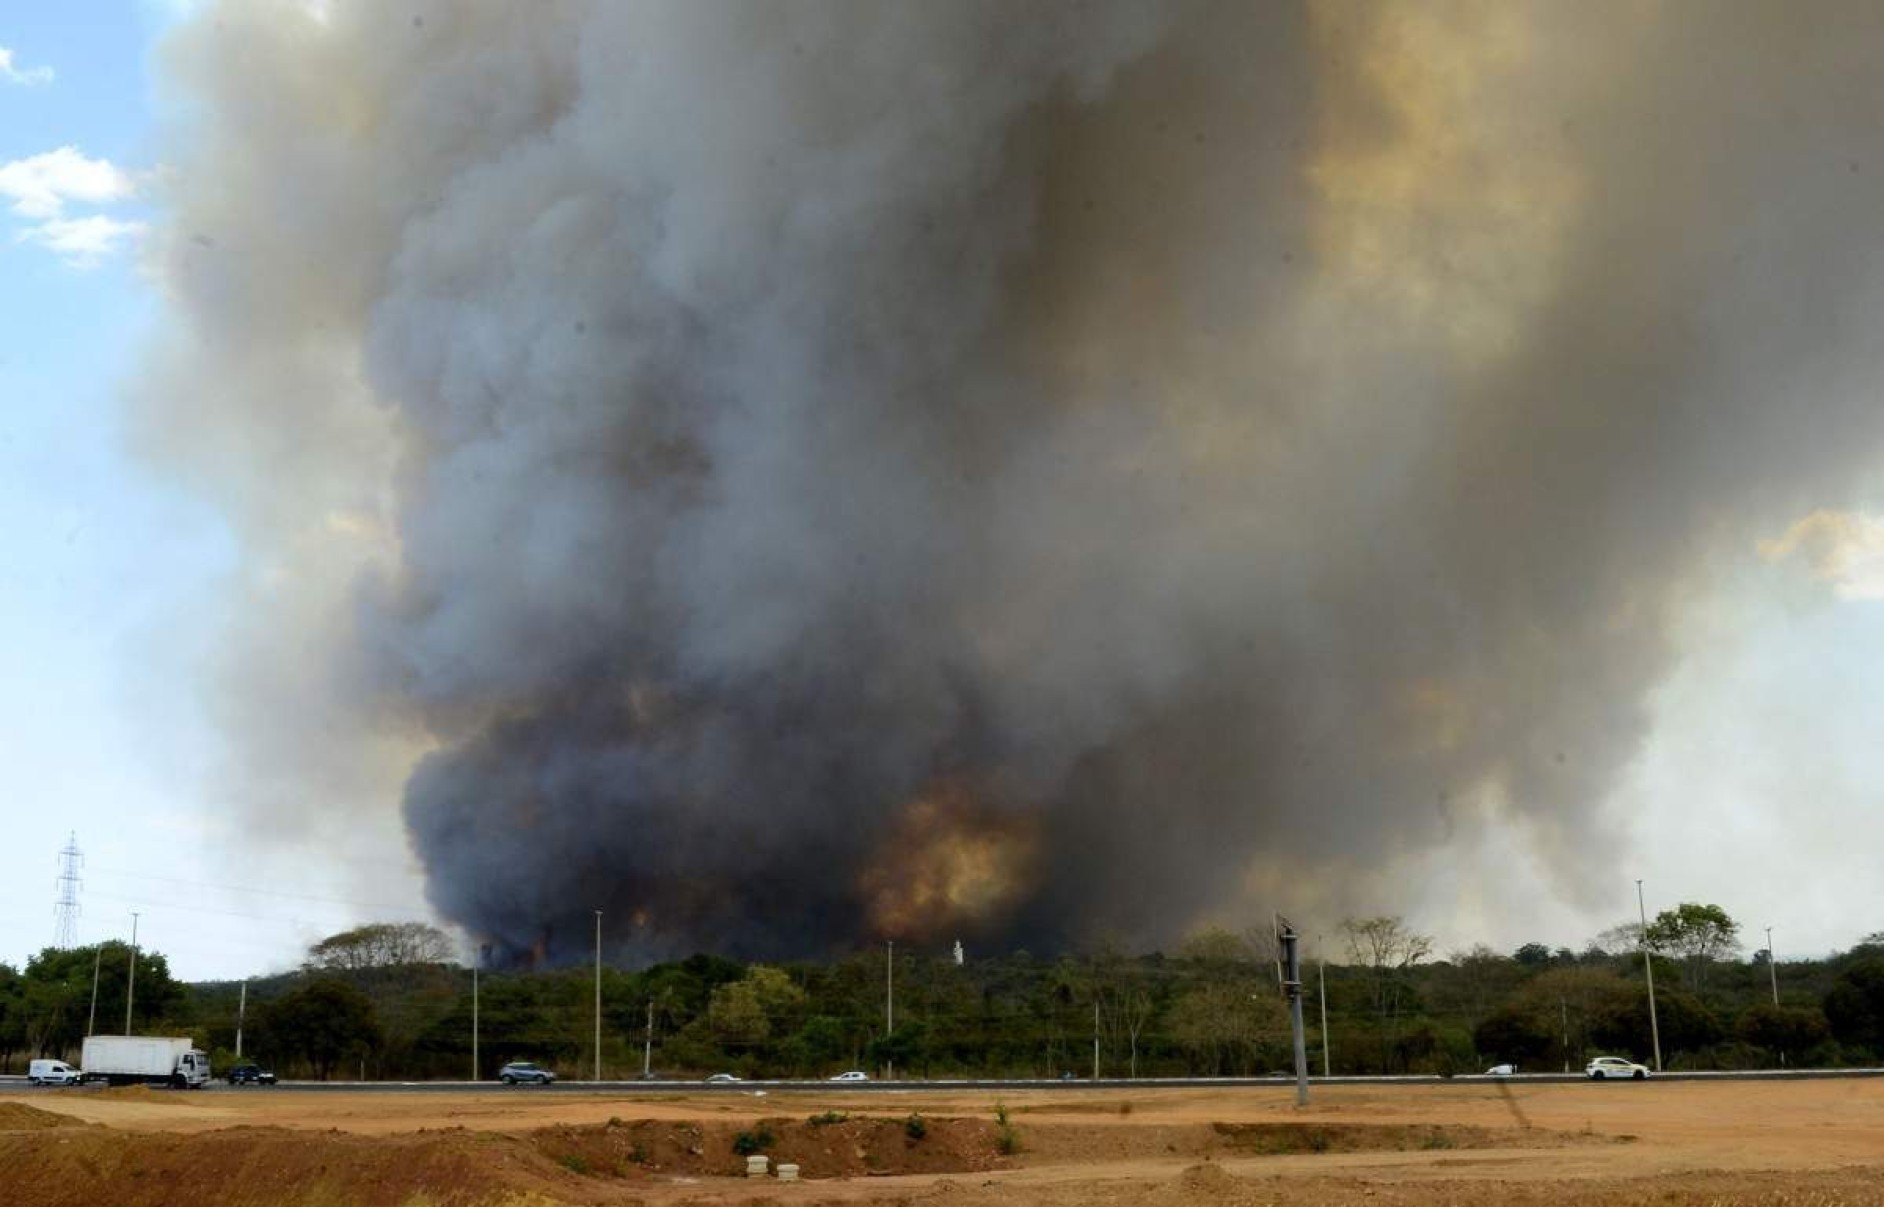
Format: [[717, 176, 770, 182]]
[[139, 1, 1884, 962]]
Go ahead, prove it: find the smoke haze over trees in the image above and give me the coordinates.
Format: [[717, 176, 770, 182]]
[[135, 2, 1884, 963]]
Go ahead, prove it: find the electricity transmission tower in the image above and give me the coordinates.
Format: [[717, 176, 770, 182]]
[[54, 832, 84, 949]]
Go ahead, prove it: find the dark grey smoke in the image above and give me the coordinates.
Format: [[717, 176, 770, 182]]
[[139, 1, 1884, 962]]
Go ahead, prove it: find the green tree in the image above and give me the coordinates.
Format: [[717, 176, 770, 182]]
[[779, 1014, 854, 1075], [1092, 941, 1156, 1079], [19, 943, 183, 1057], [1341, 916, 1434, 1072], [1644, 903, 1741, 994], [1737, 1003, 1829, 1064], [0, 963, 24, 1071], [1473, 1005, 1554, 1068], [1166, 981, 1286, 1075], [260, 978, 381, 1079], [1506, 965, 1638, 1066], [1589, 987, 1720, 1059], [1513, 943, 1554, 968], [1824, 958, 1884, 1053], [305, 923, 453, 971]]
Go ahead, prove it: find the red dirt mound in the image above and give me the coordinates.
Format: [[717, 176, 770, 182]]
[[0, 1124, 597, 1207], [0, 1103, 89, 1131]]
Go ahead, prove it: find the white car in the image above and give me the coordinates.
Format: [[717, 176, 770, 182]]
[[1584, 1056, 1650, 1080], [1484, 1063, 1515, 1076], [704, 1072, 742, 1083], [828, 1070, 870, 1082]]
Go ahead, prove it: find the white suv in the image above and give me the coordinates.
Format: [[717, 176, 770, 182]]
[[498, 1061, 556, 1085]]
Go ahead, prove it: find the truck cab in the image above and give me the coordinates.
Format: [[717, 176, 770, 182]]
[[175, 1050, 209, 1087]]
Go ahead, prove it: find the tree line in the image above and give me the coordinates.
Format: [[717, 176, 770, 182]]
[[4, 910, 1883, 1080]]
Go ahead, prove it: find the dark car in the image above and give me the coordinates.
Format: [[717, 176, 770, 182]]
[[227, 1064, 277, 1086], [498, 1060, 556, 1085]]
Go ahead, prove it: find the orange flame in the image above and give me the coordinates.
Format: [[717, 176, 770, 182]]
[[860, 781, 1038, 940]]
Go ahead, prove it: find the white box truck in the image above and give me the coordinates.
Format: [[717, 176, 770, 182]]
[[80, 1036, 212, 1088]]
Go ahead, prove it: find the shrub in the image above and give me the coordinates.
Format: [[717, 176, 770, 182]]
[[904, 1113, 927, 1140], [732, 1126, 775, 1156], [994, 1102, 1019, 1155]]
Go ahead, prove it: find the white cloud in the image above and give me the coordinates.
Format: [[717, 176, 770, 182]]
[[0, 147, 136, 218], [0, 147, 144, 266], [0, 45, 55, 87], [1759, 509, 1884, 600], [17, 214, 149, 267]]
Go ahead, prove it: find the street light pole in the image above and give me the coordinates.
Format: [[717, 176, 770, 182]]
[[885, 938, 895, 1081], [471, 961, 479, 1081], [1765, 926, 1779, 1007], [125, 912, 140, 1035], [1317, 938, 1330, 1078], [87, 944, 102, 1038], [1636, 880, 1663, 1072], [643, 997, 654, 1079], [594, 910, 603, 1082]]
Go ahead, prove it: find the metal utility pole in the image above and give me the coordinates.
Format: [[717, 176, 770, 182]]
[[87, 945, 102, 1038], [643, 998, 654, 1078], [1636, 880, 1663, 1072], [593, 911, 603, 1081], [1765, 926, 1779, 1007], [1278, 917, 1309, 1106], [1317, 939, 1331, 1078], [885, 938, 895, 1081], [471, 963, 479, 1081], [1092, 1000, 1101, 1081], [236, 982, 247, 1058], [1560, 998, 1570, 1072], [125, 912, 140, 1034]]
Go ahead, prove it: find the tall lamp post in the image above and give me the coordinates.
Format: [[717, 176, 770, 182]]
[[125, 912, 140, 1035], [885, 938, 895, 1081], [1765, 926, 1779, 1006], [1317, 937, 1331, 1078], [1636, 880, 1663, 1072], [594, 911, 603, 1082], [88, 944, 102, 1038]]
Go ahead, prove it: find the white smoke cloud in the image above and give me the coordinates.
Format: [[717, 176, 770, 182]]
[[1762, 511, 1884, 601]]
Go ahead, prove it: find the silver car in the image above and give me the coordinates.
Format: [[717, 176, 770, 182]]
[[498, 1060, 556, 1085]]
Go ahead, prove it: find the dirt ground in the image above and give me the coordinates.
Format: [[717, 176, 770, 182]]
[[4, 1077, 1883, 1206]]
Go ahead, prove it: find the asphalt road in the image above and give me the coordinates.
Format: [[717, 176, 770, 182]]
[[6, 1068, 1883, 1093]]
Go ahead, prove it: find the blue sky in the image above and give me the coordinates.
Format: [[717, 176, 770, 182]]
[[2, 2, 231, 976], [2, 3, 1882, 986], [1, 3, 432, 982]]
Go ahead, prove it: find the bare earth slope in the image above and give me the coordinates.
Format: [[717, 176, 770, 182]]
[[4, 1079, 1882, 1206]]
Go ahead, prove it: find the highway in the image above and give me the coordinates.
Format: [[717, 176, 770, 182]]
[[7, 1068, 1884, 1093]]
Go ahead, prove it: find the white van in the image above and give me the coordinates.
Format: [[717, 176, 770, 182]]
[[28, 1059, 84, 1086]]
